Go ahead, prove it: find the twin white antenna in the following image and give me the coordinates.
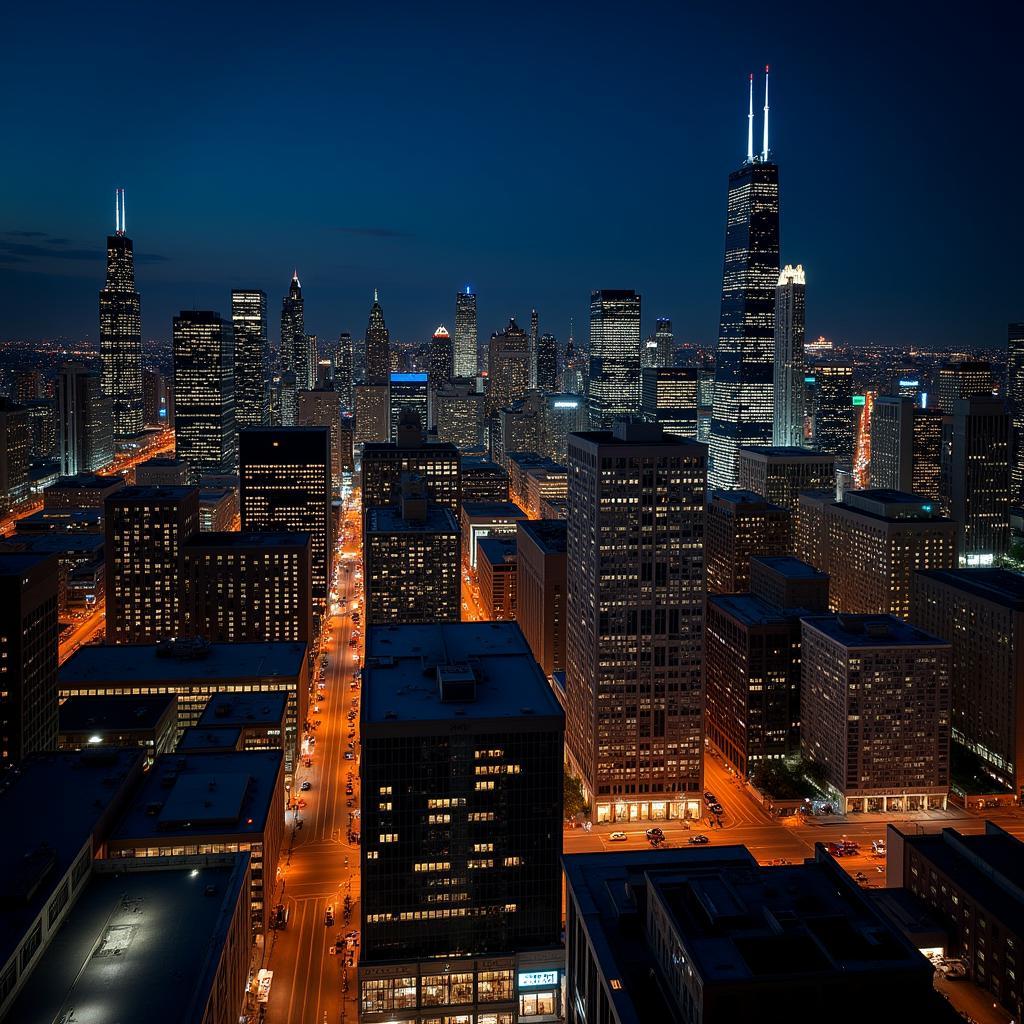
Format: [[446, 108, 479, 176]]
[[114, 187, 126, 236], [745, 66, 771, 163]]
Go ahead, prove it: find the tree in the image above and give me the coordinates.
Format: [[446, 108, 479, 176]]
[[564, 770, 588, 819]]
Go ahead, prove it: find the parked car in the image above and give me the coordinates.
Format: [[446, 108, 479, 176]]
[[645, 827, 665, 840], [689, 834, 710, 845], [609, 831, 628, 842], [300, 781, 312, 791]]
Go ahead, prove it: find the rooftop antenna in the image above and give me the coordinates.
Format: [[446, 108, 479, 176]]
[[762, 65, 770, 162], [746, 73, 754, 163], [374, 287, 379, 304], [115, 187, 126, 236]]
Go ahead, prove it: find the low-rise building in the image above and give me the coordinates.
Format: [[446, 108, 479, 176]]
[[198, 691, 288, 755], [42, 472, 124, 510], [460, 456, 510, 502], [516, 520, 567, 677], [477, 536, 518, 620], [58, 693, 178, 762], [460, 500, 529, 570]]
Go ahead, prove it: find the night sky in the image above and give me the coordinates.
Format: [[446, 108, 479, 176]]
[[2, 1, 1022, 349]]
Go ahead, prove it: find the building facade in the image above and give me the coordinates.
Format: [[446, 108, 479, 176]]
[[705, 489, 791, 595], [772, 264, 806, 448], [587, 289, 641, 429], [232, 288, 269, 427]]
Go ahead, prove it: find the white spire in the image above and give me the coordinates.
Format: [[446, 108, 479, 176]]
[[114, 187, 126, 236], [373, 287, 379, 304], [746, 73, 754, 163], [762, 65, 770, 162]]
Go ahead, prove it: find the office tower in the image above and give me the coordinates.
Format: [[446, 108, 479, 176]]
[[641, 367, 700, 437], [564, 847, 947, 1024], [57, 363, 114, 475], [1009, 324, 1024, 501], [801, 614, 950, 813], [231, 289, 269, 427], [735, 445, 835, 520], [353, 383, 390, 447], [750, 553, 829, 611], [565, 422, 706, 822], [388, 372, 429, 441], [494, 395, 543, 468], [0, 552, 59, 763], [772, 264, 806, 447], [487, 317, 531, 413], [936, 360, 993, 413], [705, 490, 791, 594], [280, 270, 308, 388], [142, 368, 171, 426], [654, 317, 674, 367], [869, 397, 944, 503], [333, 331, 353, 410], [24, 399, 55, 461], [506, 451, 566, 515], [44, 473, 123, 510], [182, 532, 312, 644], [949, 397, 1011, 565], [911, 408, 944, 503], [105, 485, 199, 644], [911, 569, 1024, 798], [477, 537, 517, 618], [239, 427, 331, 613], [454, 286, 478, 378], [810, 361, 854, 462], [817, 489, 957, 617], [460, 456, 509, 502], [362, 424, 461, 517], [540, 392, 589, 463], [516, 519, 567, 677], [428, 324, 453, 401], [0, 399, 30, 510], [536, 332, 557, 393], [365, 288, 390, 384], [708, 78, 780, 488], [528, 308, 539, 388], [12, 370, 44, 403], [172, 311, 237, 478], [461, 500, 528, 571], [305, 333, 319, 388], [99, 188, 143, 437], [587, 289, 642, 429], [364, 476, 460, 625], [296, 388, 342, 495], [277, 370, 296, 426], [135, 456, 189, 487], [359, 621, 564, 1017], [434, 381, 486, 450]]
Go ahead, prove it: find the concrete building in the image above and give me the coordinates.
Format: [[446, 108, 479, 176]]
[[935, 360, 993, 413], [563, 845, 949, 1024], [182, 532, 312, 644], [911, 568, 1024, 798], [43, 472, 123, 511], [477, 536, 517, 620], [566, 423, 706, 822], [801, 614, 951, 813], [58, 638, 308, 775], [640, 366, 700, 438], [198, 690, 289, 756], [460, 456, 509, 502], [460, 500, 529, 571], [358, 621, 564, 1024], [0, 531, 104, 613], [434, 380, 486, 450], [0, 397, 30, 510], [822, 490, 957, 618], [198, 485, 237, 532], [297, 387, 343, 495], [107, 749, 284, 934], [135, 455, 190, 486], [869, 397, 943, 503], [353, 383, 390, 448], [735, 445, 835, 521], [0, 552, 59, 764], [705, 490, 792, 595], [515, 519, 567, 678], [58, 693, 178, 762], [362, 427, 461, 518]]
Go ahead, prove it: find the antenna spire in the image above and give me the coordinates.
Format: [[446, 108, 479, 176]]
[[746, 73, 754, 163], [373, 287, 379, 304], [762, 65, 770, 162], [114, 187, 126, 236]]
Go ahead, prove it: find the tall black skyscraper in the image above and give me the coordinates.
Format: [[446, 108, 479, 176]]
[[709, 71, 781, 489], [58, 363, 114, 475], [280, 270, 307, 391], [365, 289, 390, 384], [588, 289, 642, 428], [232, 289, 269, 427], [99, 188, 143, 438], [454, 286, 478, 377], [1008, 323, 1024, 502], [333, 331, 354, 410], [537, 332, 557, 392]]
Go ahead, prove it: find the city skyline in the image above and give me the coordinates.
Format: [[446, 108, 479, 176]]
[[1, 5, 1021, 348]]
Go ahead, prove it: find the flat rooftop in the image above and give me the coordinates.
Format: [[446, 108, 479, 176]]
[[915, 568, 1024, 610], [184, 531, 310, 550], [477, 537, 518, 566], [108, 485, 197, 503], [366, 505, 459, 534], [710, 489, 785, 510], [363, 622, 563, 725], [59, 693, 176, 733], [0, 749, 144, 967], [0, 550, 57, 576], [570, 426, 703, 449], [199, 690, 289, 727], [709, 593, 807, 627], [460, 500, 528, 519], [176, 726, 243, 752], [737, 445, 833, 460], [0, 532, 103, 556], [15, 508, 102, 531], [518, 519, 567, 554], [46, 473, 123, 490], [112, 749, 282, 840], [59, 640, 308, 686], [461, 457, 506, 474], [802, 614, 948, 648], [752, 556, 828, 581], [138, 456, 187, 467], [5, 857, 249, 1024]]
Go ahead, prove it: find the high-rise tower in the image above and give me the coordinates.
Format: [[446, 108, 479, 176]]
[[454, 286, 478, 378], [280, 271, 307, 387], [588, 289, 642, 429], [709, 70, 781, 489], [365, 289, 390, 384], [1009, 324, 1024, 502], [99, 188, 144, 438], [529, 308, 540, 388], [232, 289, 269, 427], [772, 264, 806, 447]]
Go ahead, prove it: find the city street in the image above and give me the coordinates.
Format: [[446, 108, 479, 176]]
[[263, 501, 363, 1024]]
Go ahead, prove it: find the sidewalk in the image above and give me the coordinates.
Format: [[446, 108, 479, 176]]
[[801, 807, 971, 827]]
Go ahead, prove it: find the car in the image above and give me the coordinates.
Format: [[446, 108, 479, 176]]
[[704, 791, 717, 804], [609, 831, 628, 842], [325, 905, 334, 926], [688, 834, 710, 844], [300, 781, 312, 791], [645, 827, 664, 840], [344, 752, 354, 760], [709, 803, 724, 815]]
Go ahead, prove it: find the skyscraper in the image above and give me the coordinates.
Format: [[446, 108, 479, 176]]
[[1008, 324, 1024, 502], [709, 72, 781, 489], [772, 264, 806, 447], [388, 373, 429, 442], [565, 422, 706, 823], [536, 332, 557, 392], [587, 289, 641, 429], [296, 388, 342, 495], [641, 367, 700, 438], [232, 289, 269, 427], [428, 325, 454, 398], [280, 271, 307, 393], [454, 286, 478, 378], [172, 310, 238, 478], [99, 188, 143, 437], [57, 363, 114, 475], [0, 399, 30, 511], [487, 317, 531, 413], [936, 360, 993, 414], [333, 331, 353, 410], [811, 361, 855, 462], [529, 308, 540, 388], [365, 289, 390, 384]]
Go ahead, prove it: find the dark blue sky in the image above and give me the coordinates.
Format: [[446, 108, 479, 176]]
[[2, 1, 1021, 349]]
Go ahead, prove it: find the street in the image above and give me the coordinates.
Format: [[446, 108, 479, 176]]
[[262, 499, 363, 1024]]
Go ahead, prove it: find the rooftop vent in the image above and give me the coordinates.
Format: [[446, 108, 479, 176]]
[[437, 663, 477, 704]]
